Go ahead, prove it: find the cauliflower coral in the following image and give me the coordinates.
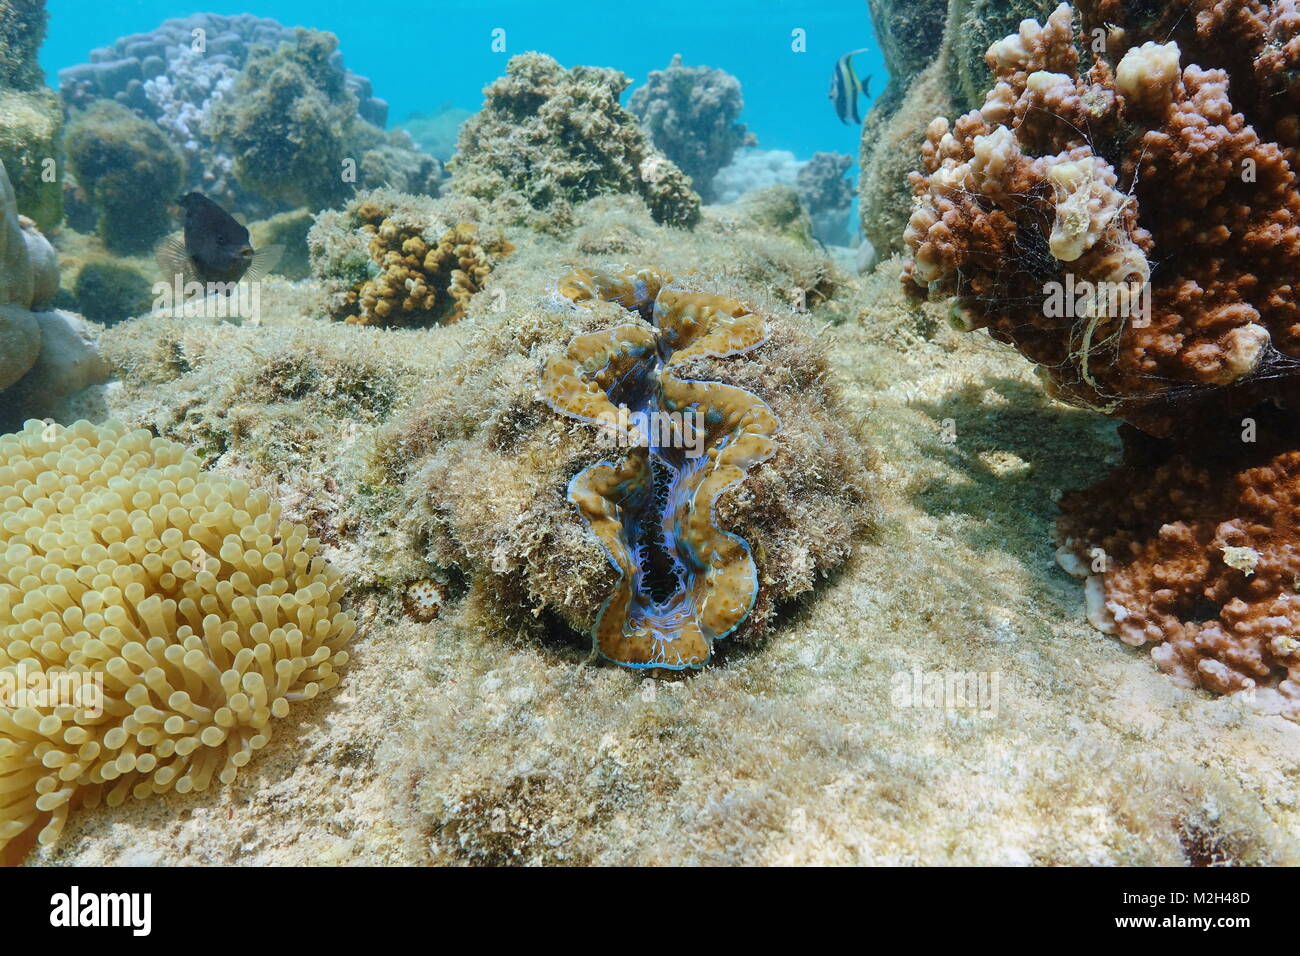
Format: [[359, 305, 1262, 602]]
[[0, 420, 353, 856], [902, 2, 1300, 437], [902, 2, 1300, 713]]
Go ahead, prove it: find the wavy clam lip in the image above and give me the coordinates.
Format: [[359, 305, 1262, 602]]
[[542, 269, 780, 670]]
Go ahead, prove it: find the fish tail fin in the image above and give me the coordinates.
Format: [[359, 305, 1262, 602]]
[[245, 244, 285, 283]]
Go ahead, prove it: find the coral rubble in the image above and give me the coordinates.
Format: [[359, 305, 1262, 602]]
[[0, 420, 354, 858], [628, 55, 755, 204], [309, 191, 513, 327], [448, 53, 702, 233]]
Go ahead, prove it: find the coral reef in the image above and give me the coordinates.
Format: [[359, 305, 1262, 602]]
[[796, 152, 855, 246], [64, 101, 183, 254], [0, 0, 44, 90], [39, 177, 1300, 866], [858, 0, 1059, 257], [628, 55, 755, 204], [0, 419, 354, 858], [57, 13, 391, 213], [309, 190, 513, 327], [901, 2, 1300, 435], [448, 53, 701, 232], [0, 158, 107, 431]]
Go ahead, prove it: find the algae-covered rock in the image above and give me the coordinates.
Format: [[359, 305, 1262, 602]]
[[0, 304, 40, 390], [867, 0, 950, 107], [206, 28, 358, 212], [725, 185, 815, 249], [0, 155, 56, 310], [0, 88, 62, 232], [0, 157, 110, 428], [72, 260, 154, 325], [859, 61, 952, 257], [946, 0, 1063, 111], [449, 52, 702, 233], [251, 207, 315, 280], [0, 309, 110, 430], [0, 0, 46, 90], [65, 100, 183, 254]]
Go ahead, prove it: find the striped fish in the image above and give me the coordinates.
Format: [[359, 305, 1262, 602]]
[[829, 48, 873, 124]]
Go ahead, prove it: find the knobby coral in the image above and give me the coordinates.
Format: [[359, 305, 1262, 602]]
[[1058, 419, 1300, 716], [311, 193, 513, 327], [542, 269, 778, 669], [449, 53, 702, 232], [1075, 0, 1300, 166], [902, 2, 1300, 437], [0, 420, 353, 857], [902, 2, 1300, 712]]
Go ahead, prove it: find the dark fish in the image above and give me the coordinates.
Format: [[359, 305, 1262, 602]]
[[829, 48, 872, 124], [158, 192, 281, 290]]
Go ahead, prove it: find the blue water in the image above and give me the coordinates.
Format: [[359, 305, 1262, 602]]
[[40, 0, 884, 164]]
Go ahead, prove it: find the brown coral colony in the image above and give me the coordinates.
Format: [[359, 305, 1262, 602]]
[[904, 2, 1300, 711], [338, 202, 514, 327]]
